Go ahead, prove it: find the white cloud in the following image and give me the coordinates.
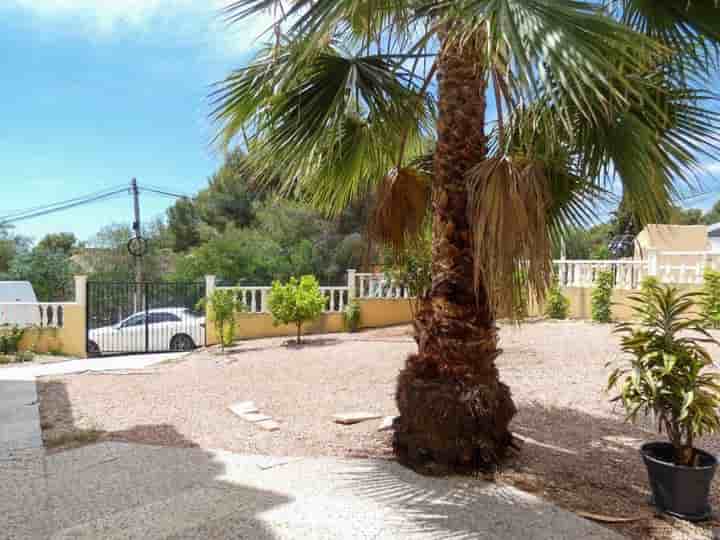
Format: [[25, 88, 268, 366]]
[[6, 0, 273, 54], [702, 161, 720, 174]]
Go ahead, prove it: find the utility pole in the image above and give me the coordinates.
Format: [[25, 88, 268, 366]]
[[130, 178, 144, 312]]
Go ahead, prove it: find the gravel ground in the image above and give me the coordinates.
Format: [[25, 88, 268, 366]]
[[38, 321, 720, 539]]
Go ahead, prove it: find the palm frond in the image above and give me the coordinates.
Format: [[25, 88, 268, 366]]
[[370, 167, 431, 250], [447, 0, 664, 131], [467, 156, 554, 317], [606, 0, 720, 74]]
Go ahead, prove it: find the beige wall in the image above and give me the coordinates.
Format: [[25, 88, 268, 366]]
[[207, 298, 414, 345], [17, 303, 87, 357], [635, 224, 709, 254], [558, 285, 700, 321]]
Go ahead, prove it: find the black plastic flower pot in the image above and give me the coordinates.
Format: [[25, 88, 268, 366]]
[[640, 441, 717, 522]]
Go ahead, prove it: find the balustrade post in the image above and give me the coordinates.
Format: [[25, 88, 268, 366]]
[[74, 275, 87, 306], [647, 249, 658, 277], [205, 275, 217, 298], [346, 269, 356, 301]]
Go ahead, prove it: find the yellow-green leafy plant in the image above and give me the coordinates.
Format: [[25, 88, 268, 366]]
[[591, 270, 614, 322], [700, 269, 720, 329], [342, 300, 361, 333], [268, 275, 326, 344], [199, 289, 244, 351], [0, 325, 25, 355], [607, 283, 720, 466], [545, 279, 569, 319]]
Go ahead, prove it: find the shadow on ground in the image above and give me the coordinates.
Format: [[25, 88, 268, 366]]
[[504, 402, 716, 539], [334, 456, 619, 540], [22, 378, 293, 539]]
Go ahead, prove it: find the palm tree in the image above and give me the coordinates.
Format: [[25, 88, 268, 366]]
[[213, 1, 720, 473]]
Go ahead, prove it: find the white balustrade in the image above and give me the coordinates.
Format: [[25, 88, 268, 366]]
[[553, 260, 647, 290], [0, 302, 67, 328], [217, 285, 349, 313]]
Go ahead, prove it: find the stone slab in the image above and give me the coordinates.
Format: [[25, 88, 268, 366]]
[[333, 412, 383, 425], [256, 420, 280, 432], [239, 413, 272, 423], [228, 401, 259, 416]]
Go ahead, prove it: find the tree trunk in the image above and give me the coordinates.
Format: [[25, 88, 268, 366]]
[[393, 35, 517, 475]]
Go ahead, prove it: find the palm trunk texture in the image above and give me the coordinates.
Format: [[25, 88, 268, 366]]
[[393, 38, 517, 474]]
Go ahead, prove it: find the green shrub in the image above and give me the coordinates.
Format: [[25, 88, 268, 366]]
[[199, 289, 244, 351], [701, 269, 720, 329], [545, 280, 569, 319], [0, 326, 25, 355], [268, 275, 326, 344], [591, 270, 613, 323], [14, 351, 34, 363], [608, 283, 720, 466], [342, 300, 361, 333]]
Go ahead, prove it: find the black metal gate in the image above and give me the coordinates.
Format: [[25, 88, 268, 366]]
[[86, 281, 206, 355]]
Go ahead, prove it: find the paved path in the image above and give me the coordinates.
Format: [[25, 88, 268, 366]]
[[2, 442, 623, 540], [0, 352, 187, 381], [0, 353, 187, 456]]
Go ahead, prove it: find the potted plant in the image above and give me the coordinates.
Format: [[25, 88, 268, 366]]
[[607, 283, 720, 521]]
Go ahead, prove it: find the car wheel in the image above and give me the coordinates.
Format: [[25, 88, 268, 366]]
[[87, 340, 101, 357], [170, 334, 196, 351]]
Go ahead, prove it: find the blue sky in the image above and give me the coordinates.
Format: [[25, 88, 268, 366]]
[[2, 2, 720, 244], [1, 1, 271, 242]]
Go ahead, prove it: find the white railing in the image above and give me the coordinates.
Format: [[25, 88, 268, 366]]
[[554, 260, 648, 290], [0, 302, 68, 328], [555, 251, 720, 289], [355, 273, 410, 299], [216, 285, 351, 313]]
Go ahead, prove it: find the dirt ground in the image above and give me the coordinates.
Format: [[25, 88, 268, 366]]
[[38, 321, 720, 539]]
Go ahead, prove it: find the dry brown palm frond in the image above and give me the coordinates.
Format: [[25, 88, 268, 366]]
[[467, 156, 554, 319], [370, 167, 431, 250]]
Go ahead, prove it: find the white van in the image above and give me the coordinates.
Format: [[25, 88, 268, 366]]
[[0, 281, 41, 327]]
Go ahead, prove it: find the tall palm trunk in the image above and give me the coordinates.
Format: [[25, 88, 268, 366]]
[[394, 36, 517, 474]]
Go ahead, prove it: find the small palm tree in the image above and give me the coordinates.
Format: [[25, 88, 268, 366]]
[[213, 1, 720, 473]]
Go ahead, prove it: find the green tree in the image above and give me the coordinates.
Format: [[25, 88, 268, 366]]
[[36, 232, 77, 255], [167, 198, 201, 252], [268, 275, 326, 344], [82, 223, 174, 282], [196, 149, 260, 231], [202, 289, 244, 351], [703, 200, 720, 225], [9, 250, 77, 301], [215, 1, 720, 472]]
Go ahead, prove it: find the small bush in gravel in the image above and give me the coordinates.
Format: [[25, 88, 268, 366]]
[[342, 300, 361, 332], [545, 280, 569, 319], [268, 275, 326, 344], [199, 289, 244, 351], [591, 270, 613, 323], [0, 325, 25, 354]]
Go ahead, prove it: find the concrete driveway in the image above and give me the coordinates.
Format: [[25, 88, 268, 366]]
[[2, 442, 622, 540]]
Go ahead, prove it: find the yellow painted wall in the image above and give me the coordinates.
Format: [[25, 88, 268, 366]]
[[557, 285, 700, 321], [17, 304, 87, 357], [357, 298, 413, 329], [206, 298, 414, 345]]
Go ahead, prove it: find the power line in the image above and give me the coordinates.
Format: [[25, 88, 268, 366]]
[[0, 189, 130, 225], [0, 181, 194, 226], [0, 184, 129, 222]]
